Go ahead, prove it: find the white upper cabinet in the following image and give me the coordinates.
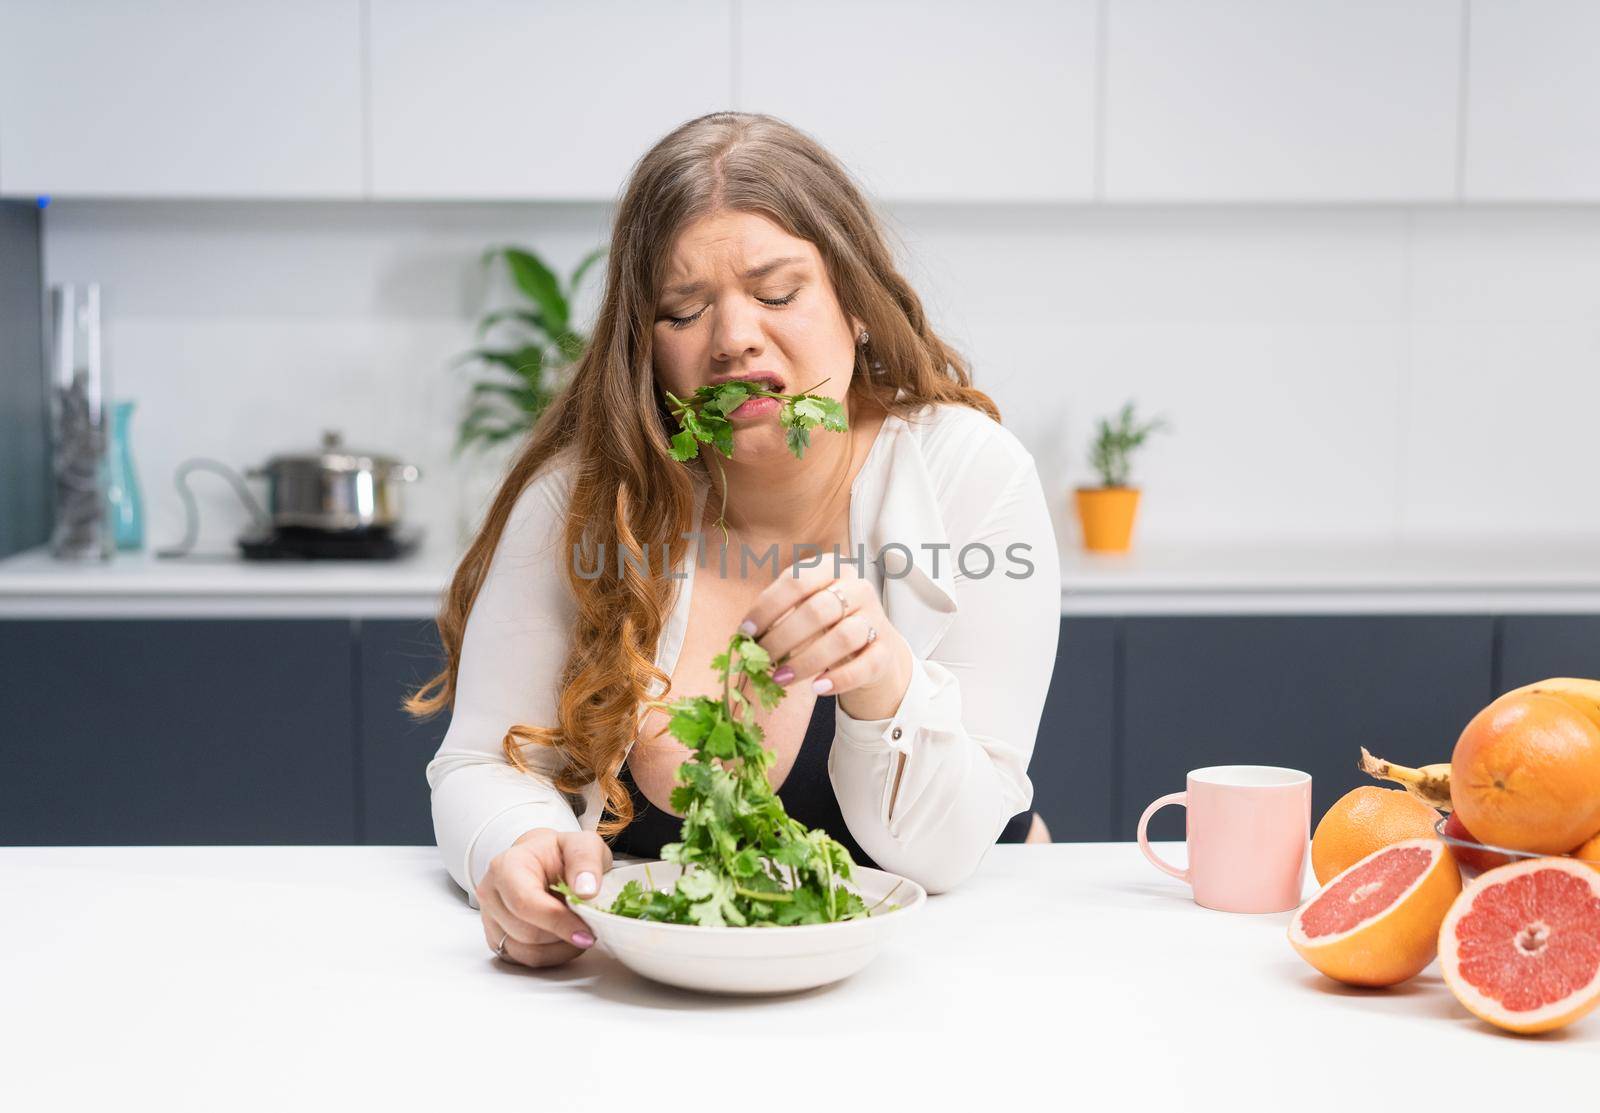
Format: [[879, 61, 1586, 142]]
[[368, 0, 733, 200], [1103, 0, 1462, 202], [737, 0, 1099, 202], [1463, 0, 1600, 200], [0, 0, 363, 198], [9, 1, 1586, 206]]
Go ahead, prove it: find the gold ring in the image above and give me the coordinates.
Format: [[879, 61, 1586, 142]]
[[827, 583, 850, 620], [495, 931, 510, 956]]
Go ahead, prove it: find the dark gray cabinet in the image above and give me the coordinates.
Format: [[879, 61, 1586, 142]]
[[0, 616, 448, 847], [1498, 616, 1600, 690], [0, 611, 1590, 846], [1119, 616, 1496, 841], [359, 619, 451, 845], [0, 201, 49, 560], [0, 619, 355, 844], [1032, 618, 1116, 841]]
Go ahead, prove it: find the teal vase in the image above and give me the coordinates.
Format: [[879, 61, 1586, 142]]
[[107, 399, 145, 551]]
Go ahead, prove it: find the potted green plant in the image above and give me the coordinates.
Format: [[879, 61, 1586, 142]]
[[452, 243, 605, 540], [1075, 401, 1169, 553], [454, 244, 605, 455]]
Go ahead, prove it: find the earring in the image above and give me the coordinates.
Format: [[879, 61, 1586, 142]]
[[858, 329, 884, 375]]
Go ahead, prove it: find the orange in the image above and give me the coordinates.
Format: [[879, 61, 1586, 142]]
[[1573, 832, 1600, 874], [1311, 786, 1441, 885], [1438, 857, 1600, 1034], [1289, 838, 1462, 987], [1451, 689, 1600, 855]]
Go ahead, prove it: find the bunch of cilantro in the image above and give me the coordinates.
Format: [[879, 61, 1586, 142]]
[[663, 378, 848, 541], [557, 631, 896, 927]]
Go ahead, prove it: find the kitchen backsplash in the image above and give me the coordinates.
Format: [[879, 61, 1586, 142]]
[[39, 199, 1600, 555]]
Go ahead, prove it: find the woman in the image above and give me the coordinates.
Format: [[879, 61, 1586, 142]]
[[408, 112, 1060, 970]]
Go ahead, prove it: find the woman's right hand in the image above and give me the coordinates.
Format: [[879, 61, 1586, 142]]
[[476, 828, 612, 968]]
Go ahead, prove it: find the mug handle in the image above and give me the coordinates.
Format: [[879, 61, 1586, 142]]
[[1137, 792, 1191, 884]]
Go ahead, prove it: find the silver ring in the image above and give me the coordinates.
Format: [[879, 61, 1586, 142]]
[[865, 625, 878, 645], [495, 931, 510, 957], [827, 584, 850, 620]]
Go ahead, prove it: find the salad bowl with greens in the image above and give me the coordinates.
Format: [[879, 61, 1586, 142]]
[[563, 859, 924, 995], [554, 629, 927, 995]]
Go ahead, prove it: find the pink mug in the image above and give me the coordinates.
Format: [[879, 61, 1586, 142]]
[[1137, 765, 1312, 914]]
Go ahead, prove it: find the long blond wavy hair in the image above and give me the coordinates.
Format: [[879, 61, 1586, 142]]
[[404, 111, 998, 837]]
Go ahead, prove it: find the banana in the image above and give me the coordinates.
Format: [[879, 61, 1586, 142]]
[[1357, 679, 1600, 813], [1358, 746, 1453, 812]]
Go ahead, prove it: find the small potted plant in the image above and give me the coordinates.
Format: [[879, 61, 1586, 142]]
[[1075, 401, 1168, 553]]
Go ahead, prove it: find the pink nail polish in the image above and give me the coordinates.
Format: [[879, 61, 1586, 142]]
[[572, 930, 595, 948], [738, 619, 757, 635], [773, 666, 794, 684], [813, 677, 833, 694]]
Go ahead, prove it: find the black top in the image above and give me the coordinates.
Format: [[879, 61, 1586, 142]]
[[608, 693, 1033, 868]]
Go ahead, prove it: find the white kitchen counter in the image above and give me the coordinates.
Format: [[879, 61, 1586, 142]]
[[4, 536, 1600, 617], [1061, 537, 1600, 614], [1, 844, 1586, 1111], [0, 541, 459, 618]]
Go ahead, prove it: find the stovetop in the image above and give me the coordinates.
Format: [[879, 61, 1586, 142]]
[[237, 524, 426, 561]]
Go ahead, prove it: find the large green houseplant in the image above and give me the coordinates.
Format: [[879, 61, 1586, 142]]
[[454, 244, 606, 457], [452, 244, 604, 540]]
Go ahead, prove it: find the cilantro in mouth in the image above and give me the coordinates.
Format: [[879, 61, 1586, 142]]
[[552, 630, 901, 927], [663, 378, 849, 542]]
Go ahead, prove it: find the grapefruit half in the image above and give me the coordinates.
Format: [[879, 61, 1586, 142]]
[[1289, 838, 1461, 987], [1438, 857, 1600, 1034]]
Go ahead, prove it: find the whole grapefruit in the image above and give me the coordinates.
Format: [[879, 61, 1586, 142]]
[[1311, 786, 1441, 885], [1439, 857, 1600, 1034], [1451, 690, 1600, 855]]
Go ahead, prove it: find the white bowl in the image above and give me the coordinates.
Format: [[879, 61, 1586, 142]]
[[566, 860, 926, 995]]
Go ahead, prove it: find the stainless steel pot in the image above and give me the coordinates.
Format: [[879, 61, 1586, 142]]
[[246, 430, 421, 532]]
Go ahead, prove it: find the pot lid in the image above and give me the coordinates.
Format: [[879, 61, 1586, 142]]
[[260, 430, 411, 474]]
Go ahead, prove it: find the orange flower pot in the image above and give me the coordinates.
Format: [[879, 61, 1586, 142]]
[[1074, 487, 1142, 553]]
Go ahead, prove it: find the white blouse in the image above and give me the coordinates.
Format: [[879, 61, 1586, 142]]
[[426, 400, 1062, 905]]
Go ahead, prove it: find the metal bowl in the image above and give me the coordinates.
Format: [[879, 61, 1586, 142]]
[[1433, 815, 1542, 877]]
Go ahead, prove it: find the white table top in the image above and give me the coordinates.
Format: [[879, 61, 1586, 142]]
[[1, 843, 1589, 1111]]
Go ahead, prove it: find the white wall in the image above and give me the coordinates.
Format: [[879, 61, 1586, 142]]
[[41, 199, 1600, 555], [41, 200, 614, 555]]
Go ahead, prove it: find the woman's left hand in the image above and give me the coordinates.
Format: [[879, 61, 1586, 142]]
[[738, 563, 912, 721]]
